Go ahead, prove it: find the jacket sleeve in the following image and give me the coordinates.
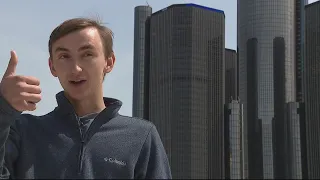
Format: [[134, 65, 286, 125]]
[[134, 125, 172, 179], [0, 95, 21, 179]]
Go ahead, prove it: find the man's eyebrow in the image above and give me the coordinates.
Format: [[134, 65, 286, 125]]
[[54, 44, 95, 53], [55, 47, 69, 53], [78, 44, 95, 51]]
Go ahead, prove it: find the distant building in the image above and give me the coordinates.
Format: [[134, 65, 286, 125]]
[[295, 0, 308, 102], [224, 100, 244, 179], [305, 1, 320, 178], [286, 102, 307, 179], [132, 5, 152, 118], [225, 49, 237, 103], [238, 0, 296, 178], [146, 4, 225, 179]]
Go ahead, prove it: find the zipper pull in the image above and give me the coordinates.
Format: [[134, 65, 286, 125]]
[[79, 121, 84, 127]]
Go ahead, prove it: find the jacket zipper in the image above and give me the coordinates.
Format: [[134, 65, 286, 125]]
[[76, 112, 104, 176], [76, 115, 85, 175], [75, 105, 115, 175]]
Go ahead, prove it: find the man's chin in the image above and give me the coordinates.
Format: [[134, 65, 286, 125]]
[[63, 90, 88, 101]]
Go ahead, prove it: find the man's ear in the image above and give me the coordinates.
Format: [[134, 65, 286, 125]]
[[104, 52, 116, 74], [48, 57, 57, 77]]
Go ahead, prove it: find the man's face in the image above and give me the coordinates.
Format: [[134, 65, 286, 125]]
[[49, 27, 115, 100]]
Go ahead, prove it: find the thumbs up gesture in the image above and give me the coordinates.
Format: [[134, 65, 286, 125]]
[[0, 51, 41, 112]]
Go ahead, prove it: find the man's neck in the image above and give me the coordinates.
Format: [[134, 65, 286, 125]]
[[65, 92, 106, 117]]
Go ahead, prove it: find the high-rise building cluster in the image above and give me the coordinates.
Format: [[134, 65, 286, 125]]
[[132, 0, 320, 179]]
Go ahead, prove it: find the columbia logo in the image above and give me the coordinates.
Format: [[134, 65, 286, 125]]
[[104, 157, 127, 166]]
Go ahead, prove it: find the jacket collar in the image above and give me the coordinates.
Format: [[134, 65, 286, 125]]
[[54, 91, 122, 119]]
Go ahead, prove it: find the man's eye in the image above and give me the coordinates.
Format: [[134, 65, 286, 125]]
[[84, 53, 93, 57], [59, 54, 69, 59]]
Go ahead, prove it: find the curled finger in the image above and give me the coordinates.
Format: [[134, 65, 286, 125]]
[[25, 101, 37, 111], [21, 92, 42, 104], [23, 76, 40, 86], [22, 84, 41, 94]]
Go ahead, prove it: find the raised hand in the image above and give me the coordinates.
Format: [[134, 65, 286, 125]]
[[0, 51, 41, 112]]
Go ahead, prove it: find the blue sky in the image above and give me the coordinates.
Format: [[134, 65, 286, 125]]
[[0, 0, 317, 116]]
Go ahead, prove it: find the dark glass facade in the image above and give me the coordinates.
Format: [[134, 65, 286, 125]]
[[305, 1, 320, 179], [143, 17, 151, 120], [295, 0, 308, 102], [298, 102, 308, 179], [146, 4, 225, 179], [132, 5, 152, 118], [246, 38, 263, 179], [225, 49, 238, 103], [272, 37, 287, 178]]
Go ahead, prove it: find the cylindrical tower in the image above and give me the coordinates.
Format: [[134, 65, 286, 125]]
[[132, 5, 152, 118], [237, 0, 296, 179]]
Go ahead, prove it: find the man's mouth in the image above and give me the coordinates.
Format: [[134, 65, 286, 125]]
[[69, 80, 87, 85]]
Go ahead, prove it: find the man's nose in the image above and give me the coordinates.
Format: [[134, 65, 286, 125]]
[[70, 61, 83, 74]]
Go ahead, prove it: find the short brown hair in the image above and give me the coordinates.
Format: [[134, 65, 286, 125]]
[[48, 17, 114, 58]]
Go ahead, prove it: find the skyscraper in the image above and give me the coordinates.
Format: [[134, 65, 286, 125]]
[[224, 100, 244, 179], [145, 4, 225, 179], [295, 0, 308, 102], [237, 0, 296, 178], [305, 1, 320, 178], [225, 49, 238, 103], [132, 5, 152, 118], [286, 102, 306, 179]]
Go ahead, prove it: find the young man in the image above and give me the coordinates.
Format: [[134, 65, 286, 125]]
[[0, 18, 172, 179]]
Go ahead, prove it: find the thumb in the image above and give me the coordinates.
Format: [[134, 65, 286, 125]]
[[4, 50, 18, 77]]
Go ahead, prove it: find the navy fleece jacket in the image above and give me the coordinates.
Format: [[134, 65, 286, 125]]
[[0, 91, 172, 179]]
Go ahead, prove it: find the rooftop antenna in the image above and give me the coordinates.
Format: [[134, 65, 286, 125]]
[[146, 1, 150, 7]]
